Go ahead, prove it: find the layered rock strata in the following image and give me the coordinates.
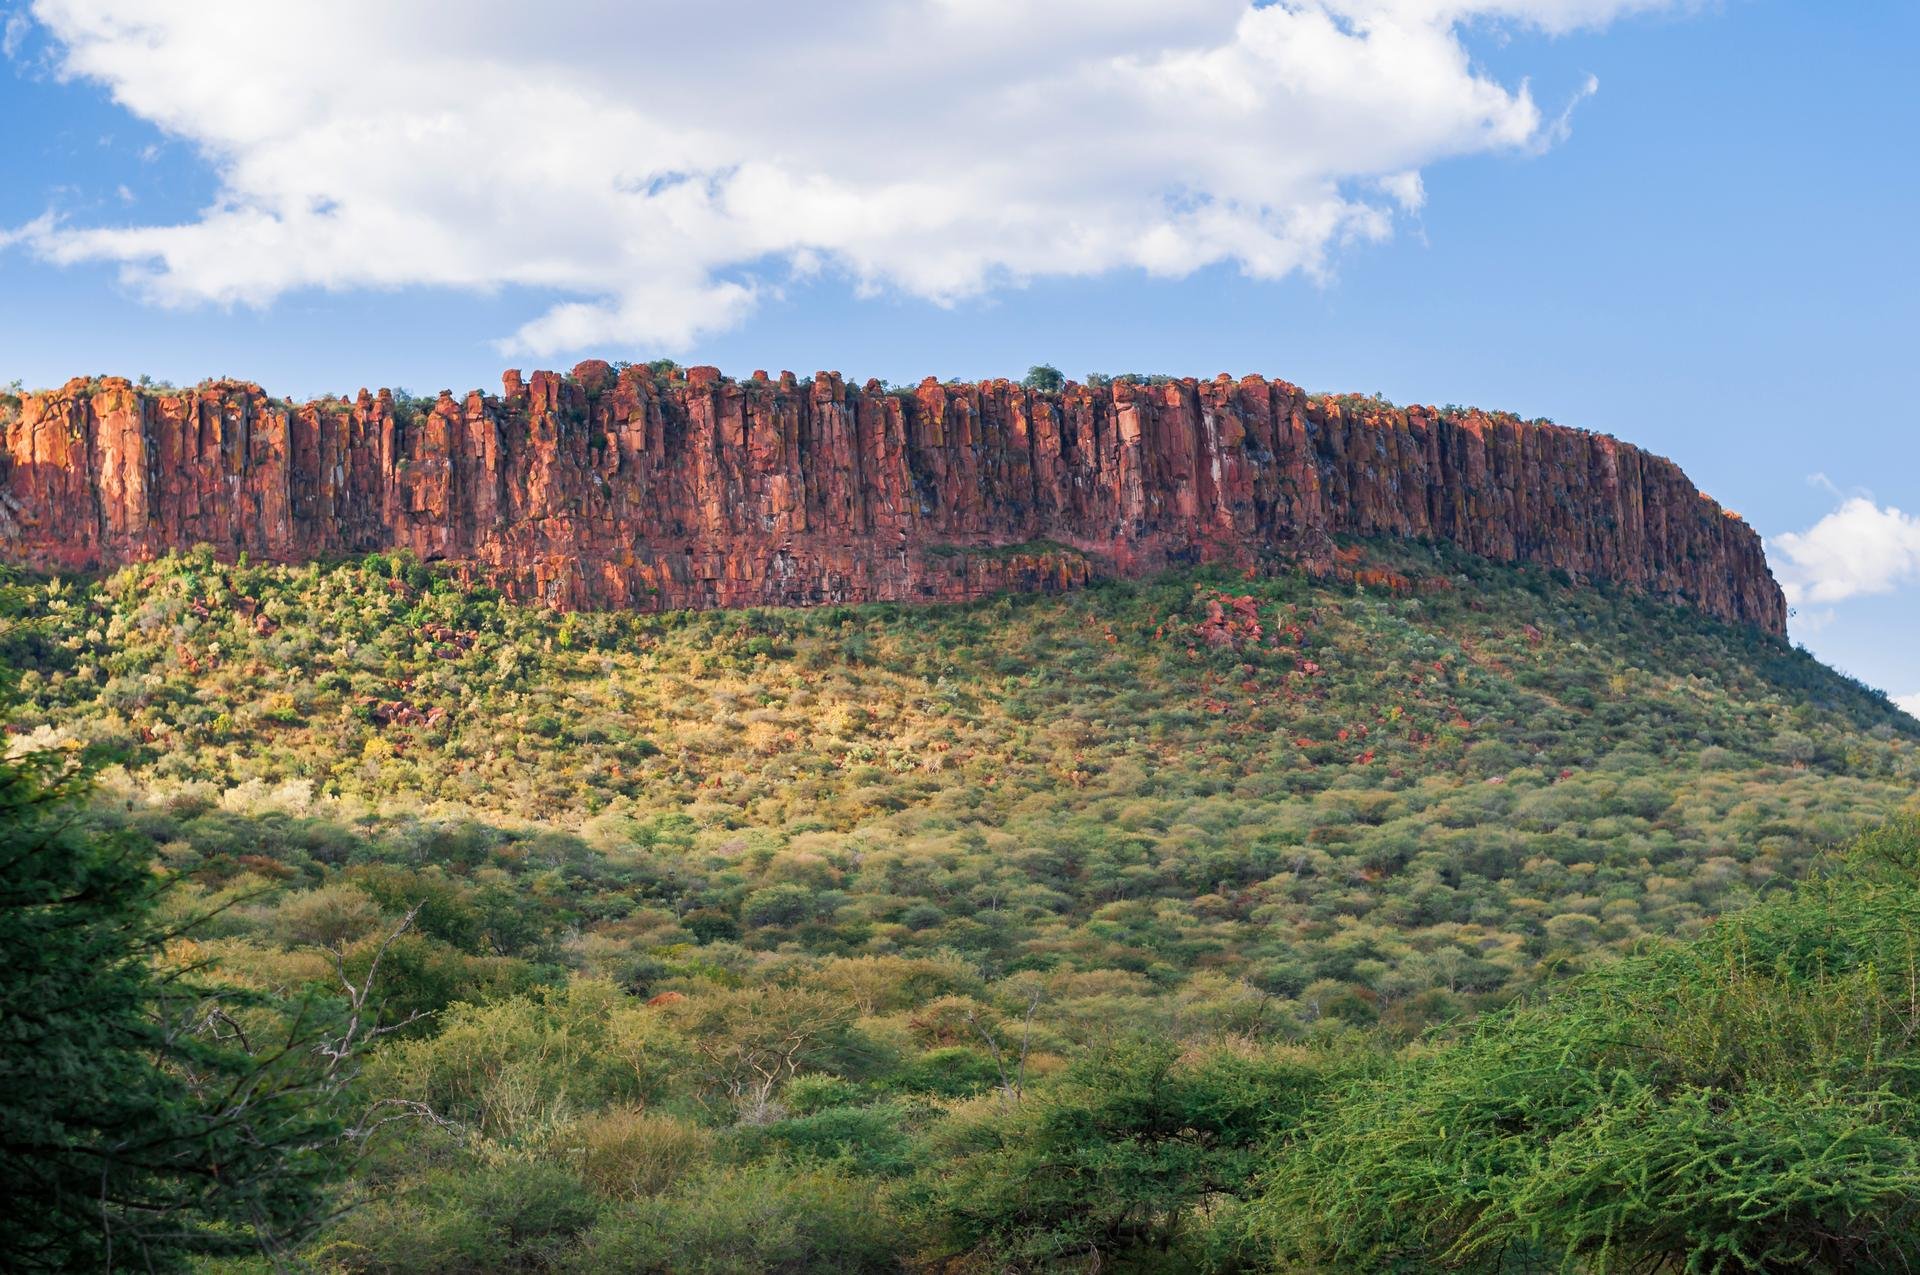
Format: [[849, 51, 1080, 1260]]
[[0, 362, 1786, 634]]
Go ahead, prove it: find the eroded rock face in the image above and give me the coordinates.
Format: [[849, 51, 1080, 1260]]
[[0, 366, 1786, 634]]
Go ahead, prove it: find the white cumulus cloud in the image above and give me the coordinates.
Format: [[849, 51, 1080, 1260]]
[[1771, 496, 1920, 608], [13, 0, 1675, 354], [1895, 692, 1920, 719]]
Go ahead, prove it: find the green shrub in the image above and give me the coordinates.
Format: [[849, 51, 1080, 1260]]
[[368, 980, 688, 1143], [728, 1102, 916, 1176], [564, 1162, 900, 1274], [1258, 817, 1920, 1273], [560, 1107, 714, 1200], [325, 1160, 600, 1273], [916, 1038, 1333, 1269]]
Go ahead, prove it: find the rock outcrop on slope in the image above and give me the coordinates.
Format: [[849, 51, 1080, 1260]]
[[0, 362, 1787, 634]]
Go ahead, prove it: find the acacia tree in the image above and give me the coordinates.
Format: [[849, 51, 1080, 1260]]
[[666, 985, 863, 1122]]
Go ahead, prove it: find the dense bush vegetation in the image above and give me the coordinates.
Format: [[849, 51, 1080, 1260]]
[[2, 543, 1916, 1270], [1257, 815, 1920, 1273]]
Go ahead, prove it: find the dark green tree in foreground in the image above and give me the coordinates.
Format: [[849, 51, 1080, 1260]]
[[0, 745, 379, 1271], [1257, 816, 1920, 1274]]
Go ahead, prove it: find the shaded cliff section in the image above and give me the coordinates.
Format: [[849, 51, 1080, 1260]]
[[0, 361, 1786, 635]]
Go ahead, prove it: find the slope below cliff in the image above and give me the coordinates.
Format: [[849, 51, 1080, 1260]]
[[0, 362, 1786, 634]]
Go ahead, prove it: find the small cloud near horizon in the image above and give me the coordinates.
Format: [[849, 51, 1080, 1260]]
[[1771, 486, 1920, 608]]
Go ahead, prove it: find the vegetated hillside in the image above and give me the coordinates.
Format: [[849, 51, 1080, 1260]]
[[1, 540, 1915, 1271], [3, 538, 1911, 1019]]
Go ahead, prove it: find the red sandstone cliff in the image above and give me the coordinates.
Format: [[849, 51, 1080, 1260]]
[[0, 364, 1787, 634]]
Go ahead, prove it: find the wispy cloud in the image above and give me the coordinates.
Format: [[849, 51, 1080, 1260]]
[[1531, 72, 1602, 153], [0, 211, 55, 252], [1, 10, 29, 61], [13, 0, 1685, 355]]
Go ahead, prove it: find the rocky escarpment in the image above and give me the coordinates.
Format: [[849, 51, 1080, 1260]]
[[0, 362, 1786, 634]]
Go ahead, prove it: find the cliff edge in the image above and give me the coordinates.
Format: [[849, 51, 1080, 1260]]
[[0, 363, 1786, 634]]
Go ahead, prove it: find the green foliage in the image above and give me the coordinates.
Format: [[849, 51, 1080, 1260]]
[[324, 1159, 603, 1273], [1023, 363, 1066, 393], [369, 980, 686, 1143], [563, 1107, 714, 1200], [917, 1037, 1337, 1269], [664, 983, 873, 1119], [4, 541, 1918, 1271], [0, 749, 344, 1270], [923, 536, 1077, 560], [728, 1101, 916, 1176], [566, 1160, 901, 1274], [0, 565, 39, 698], [1317, 391, 1399, 413], [1257, 816, 1920, 1273], [387, 387, 435, 422]]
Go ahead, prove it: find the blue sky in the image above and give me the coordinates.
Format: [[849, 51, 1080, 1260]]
[[1, 1, 1914, 704]]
